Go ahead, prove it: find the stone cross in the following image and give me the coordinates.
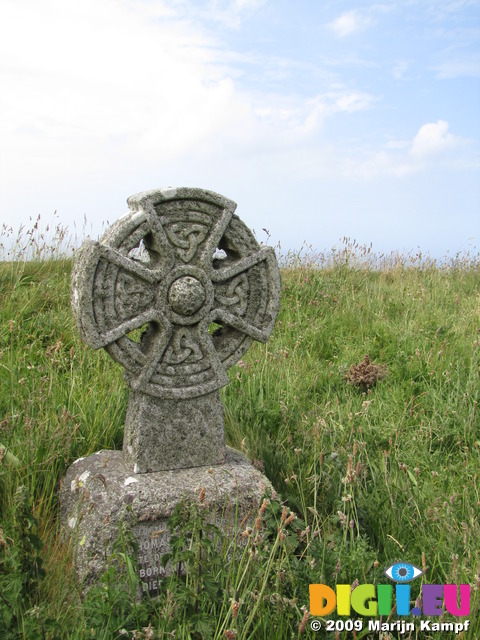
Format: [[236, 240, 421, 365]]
[[71, 188, 281, 473]]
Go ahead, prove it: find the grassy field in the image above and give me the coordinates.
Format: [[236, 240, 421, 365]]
[[0, 227, 479, 639]]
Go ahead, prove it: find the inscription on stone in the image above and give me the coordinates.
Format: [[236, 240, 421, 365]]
[[135, 524, 169, 594]]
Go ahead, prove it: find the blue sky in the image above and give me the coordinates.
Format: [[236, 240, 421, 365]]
[[1, 0, 479, 259]]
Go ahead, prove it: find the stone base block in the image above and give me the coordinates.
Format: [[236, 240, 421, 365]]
[[60, 448, 272, 595]]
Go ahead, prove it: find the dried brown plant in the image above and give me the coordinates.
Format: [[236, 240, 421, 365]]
[[345, 355, 388, 392]]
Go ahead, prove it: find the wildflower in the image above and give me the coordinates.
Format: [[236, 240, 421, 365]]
[[224, 630, 237, 640], [198, 487, 206, 503]]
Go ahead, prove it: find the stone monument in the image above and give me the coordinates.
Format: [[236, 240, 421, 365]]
[[60, 187, 281, 595]]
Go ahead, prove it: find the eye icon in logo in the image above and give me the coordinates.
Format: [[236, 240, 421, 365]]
[[384, 562, 423, 583]]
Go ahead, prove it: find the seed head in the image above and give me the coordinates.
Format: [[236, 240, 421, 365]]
[[231, 599, 240, 619], [298, 608, 310, 634], [285, 513, 296, 526]]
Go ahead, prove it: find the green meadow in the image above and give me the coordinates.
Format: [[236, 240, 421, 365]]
[[1, 225, 479, 639]]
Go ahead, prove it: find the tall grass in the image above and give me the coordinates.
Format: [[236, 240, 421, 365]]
[[1, 220, 479, 639]]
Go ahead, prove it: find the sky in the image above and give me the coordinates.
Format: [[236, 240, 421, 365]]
[[1, 0, 479, 260]]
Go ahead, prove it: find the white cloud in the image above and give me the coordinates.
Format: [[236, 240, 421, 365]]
[[329, 10, 371, 37], [434, 58, 480, 78], [331, 91, 375, 113], [1, 0, 382, 201], [409, 120, 460, 158], [0, 0, 253, 188], [343, 149, 414, 179], [345, 121, 468, 179], [203, 0, 266, 28], [233, 0, 265, 10]]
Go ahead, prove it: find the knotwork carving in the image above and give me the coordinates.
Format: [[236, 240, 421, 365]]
[[115, 273, 155, 319], [71, 187, 281, 400], [214, 273, 248, 314], [165, 219, 209, 263], [163, 328, 204, 365]]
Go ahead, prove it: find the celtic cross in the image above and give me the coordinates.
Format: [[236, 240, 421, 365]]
[[71, 188, 281, 472]]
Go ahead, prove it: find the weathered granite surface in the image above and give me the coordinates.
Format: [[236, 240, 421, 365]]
[[71, 187, 281, 473], [60, 448, 272, 594], [123, 390, 225, 473], [62, 187, 281, 595]]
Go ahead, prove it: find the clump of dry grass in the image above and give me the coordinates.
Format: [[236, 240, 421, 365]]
[[345, 355, 388, 392]]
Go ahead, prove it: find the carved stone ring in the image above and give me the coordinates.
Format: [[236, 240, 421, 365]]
[[72, 188, 281, 401]]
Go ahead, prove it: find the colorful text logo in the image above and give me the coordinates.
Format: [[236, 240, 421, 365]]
[[309, 561, 470, 618]]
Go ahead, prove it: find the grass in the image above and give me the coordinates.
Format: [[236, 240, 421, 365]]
[[0, 222, 479, 639]]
